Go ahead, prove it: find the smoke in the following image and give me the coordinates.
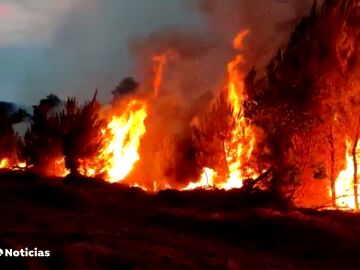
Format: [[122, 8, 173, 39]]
[[129, 0, 322, 118], [127, 0, 323, 185], [0, 0, 325, 185], [187, 0, 322, 67], [0, 0, 200, 105], [0, 0, 319, 106]]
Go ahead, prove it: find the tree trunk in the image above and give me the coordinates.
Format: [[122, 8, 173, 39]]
[[352, 118, 360, 211], [329, 124, 336, 207], [352, 140, 358, 210]]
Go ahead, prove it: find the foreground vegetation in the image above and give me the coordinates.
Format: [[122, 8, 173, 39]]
[[0, 171, 359, 270]]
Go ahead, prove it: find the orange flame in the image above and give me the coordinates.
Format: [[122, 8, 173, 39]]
[[103, 100, 148, 183], [332, 140, 360, 210], [53, 158, 70, 177], [184, 167, 217, 190], [0, 159, 29, 171], [184, 30, 257, 190], [223, 30, 256, 188], [0, 158, 9, 169], [152, 54, 167, 97], [233, 29, 250, 50]]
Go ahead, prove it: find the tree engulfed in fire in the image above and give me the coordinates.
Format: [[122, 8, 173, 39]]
[[2, 0, 360, 212], [73, 30, 258, 190], [223, 29, 257, 189], [72, 99, 148, 183]]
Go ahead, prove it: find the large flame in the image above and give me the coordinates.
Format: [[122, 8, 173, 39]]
[[333, 140, 360, 210], [184, 30, 258, 190], [103, 100, 148, 183], [223, 29, 256, 189], [92, 57, 159, 183]]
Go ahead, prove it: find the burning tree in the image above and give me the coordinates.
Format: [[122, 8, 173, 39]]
[[62, 92, 106, 176], [20, 93, 106, 177], [245, 0, 360, 204], [192, 94, 240, 182]]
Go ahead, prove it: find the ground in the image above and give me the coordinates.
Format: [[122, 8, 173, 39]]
[[0, 171, 359, 270]]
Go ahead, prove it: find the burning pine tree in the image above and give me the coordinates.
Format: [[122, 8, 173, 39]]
[[246, 0, 360, 208]]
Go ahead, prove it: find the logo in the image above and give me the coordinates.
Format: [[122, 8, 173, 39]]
[[0, 248, 50, 257]]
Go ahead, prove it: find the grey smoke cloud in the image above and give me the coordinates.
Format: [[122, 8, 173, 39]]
[[188, 0, 321, 67], [0, 0, 320, 105], [0, 0, 202, 104]]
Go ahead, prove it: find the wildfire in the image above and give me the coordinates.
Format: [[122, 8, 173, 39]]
[[0, 30, 259, 194], [184, 168, 217, 190], [0, 31, 257, 194], [333, 141, 360, 210], [223, 30, 256, 188], [0, 158, 9, 169], [183, 30, 258, 191], [104, 100, 148, 183], [53, 158, 70, 177], [89, 57, 159, 183]]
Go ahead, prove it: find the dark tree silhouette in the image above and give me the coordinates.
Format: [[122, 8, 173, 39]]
[[62, 91, 106, 176], [10, 109, 30, 124], [20, 95, 64, 174], [0, 103, 17, 163], [20, 92, 106, 176], [112, 77, 139, 101]]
